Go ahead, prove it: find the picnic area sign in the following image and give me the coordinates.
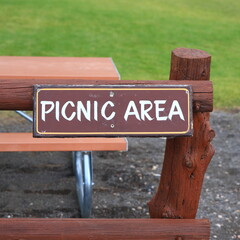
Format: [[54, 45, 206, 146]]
[[33, 84, 192, 137]]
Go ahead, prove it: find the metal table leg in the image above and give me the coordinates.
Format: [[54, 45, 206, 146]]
[[73, 151, 93, 218]]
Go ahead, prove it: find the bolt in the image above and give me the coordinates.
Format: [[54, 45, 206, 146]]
[[195, 102, 201, 111], [185, 160, 193, 168], [175, 237, 183, 240]]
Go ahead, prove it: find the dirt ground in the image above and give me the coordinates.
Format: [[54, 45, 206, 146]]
[[0, 110, 239, 239]]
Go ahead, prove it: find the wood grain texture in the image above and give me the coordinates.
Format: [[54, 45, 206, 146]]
[[169, 48, 211, 81], [0, 79, 213, 111], [0, 57, 120, 80], [0, 218, 210, 240], [0, 133, 127, 152], [148, 48, 215, 219]]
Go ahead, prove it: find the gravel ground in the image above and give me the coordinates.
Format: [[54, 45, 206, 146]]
[[0, 110, 239, 239]]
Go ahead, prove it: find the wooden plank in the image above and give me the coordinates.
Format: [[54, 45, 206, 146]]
[[0, 218, 210, 240], [0, 57, 120, 80], [0, 133, 127, 152], [0, 79, 213, 112], [148, 48, 215, 219]]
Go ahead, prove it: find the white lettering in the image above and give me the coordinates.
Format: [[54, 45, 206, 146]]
[[124, 101, 141, 121], [61, 101, 76, 121], [94, 101, 98, 121], [55, 101, 60, 121], [40, 99, 186, 124], [168, 100, 185, 121], [154, 100, 167, 121], [139, 100, 153, 121], [77, 101, 91, 121], [101, 101, 115, 120], [41, 101, 55, 122]]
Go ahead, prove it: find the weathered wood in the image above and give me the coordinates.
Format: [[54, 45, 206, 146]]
[[169, 48, 211, 81], [0, 133, 127, 152], [0, 218, 210, 240], [148, 48, 215, 219], [0, 79, 213, 111]]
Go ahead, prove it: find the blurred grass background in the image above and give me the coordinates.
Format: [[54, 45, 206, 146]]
[[0, 0, 239, 109]]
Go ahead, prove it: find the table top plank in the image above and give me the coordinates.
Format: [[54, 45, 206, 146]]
[[0, 56, 120, 80]]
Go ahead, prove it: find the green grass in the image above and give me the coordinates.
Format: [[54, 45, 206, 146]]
[[0, 0, 239, 109]]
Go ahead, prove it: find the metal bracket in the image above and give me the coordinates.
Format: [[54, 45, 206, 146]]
[[16, 110, 33, 122]]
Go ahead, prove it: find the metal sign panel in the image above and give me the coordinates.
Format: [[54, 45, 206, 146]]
[[33, 85, 192, 137]]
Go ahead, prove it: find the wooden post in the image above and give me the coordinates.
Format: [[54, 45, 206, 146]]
[[148, 48, 215, 219]]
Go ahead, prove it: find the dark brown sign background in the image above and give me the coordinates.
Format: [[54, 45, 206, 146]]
[[34, 85, 192, 137]]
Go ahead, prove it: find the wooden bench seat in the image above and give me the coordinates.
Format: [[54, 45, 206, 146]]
[[0, 218, 210, 240], [0, 133, 127, 152]]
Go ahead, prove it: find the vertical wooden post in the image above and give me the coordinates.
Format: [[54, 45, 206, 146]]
[[148, 48, 215, 219]]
